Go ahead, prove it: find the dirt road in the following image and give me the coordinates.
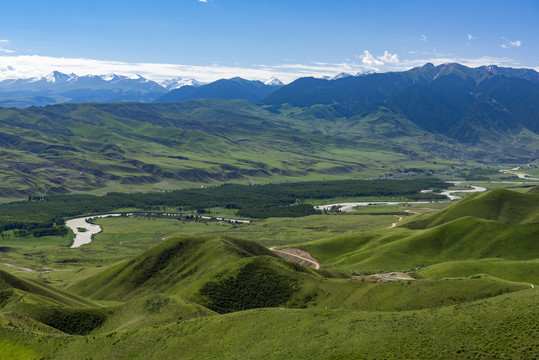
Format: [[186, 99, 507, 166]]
[[387, 215, 404, 229], [269, 247, 321, 269]]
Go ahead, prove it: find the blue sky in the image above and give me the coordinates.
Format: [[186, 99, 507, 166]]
[[0, 0, 537, 82]]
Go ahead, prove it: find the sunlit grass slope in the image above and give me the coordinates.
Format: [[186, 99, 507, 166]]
[[0, 289, 536, 359], [0, 270, 96, 308], [405, 188, 539, 228], [296, 188, 539, 283]]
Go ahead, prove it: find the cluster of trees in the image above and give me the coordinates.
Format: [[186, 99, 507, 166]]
[[0, 177, 449, 236], [459, 167, 500, 181], [199, 259, 297, 313], [38, 309, 106, 335]]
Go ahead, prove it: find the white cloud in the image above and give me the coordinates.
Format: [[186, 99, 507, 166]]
[[359, 50, 383, 69], [501, 37, 522, 48], [420, 34, 427, 42], [509, 40, 521, 47], [377, 51, 399, 64], [198, 0, 207, 2], [467, 33, 473, 41], [0, 40, 10, 43]]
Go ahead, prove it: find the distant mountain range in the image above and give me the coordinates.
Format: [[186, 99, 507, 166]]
[[0, 72, 284, 108], [5, 62, 538, 120], [0, 71, 167, 107], [262, 63, 539, 145]]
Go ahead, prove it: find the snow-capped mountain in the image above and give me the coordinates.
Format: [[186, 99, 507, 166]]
[[356, 69, 375, 76], [0, 71, 163, 91], [0, 71, 170, 107], [332, 72, 353, 80], [322, 72, 353, 81], [43, 70, 77, 83], [155, 77, 283, 104], [0, 71, 288, 108], [159, 77, 203, 91], [264, 76, 284, 86]]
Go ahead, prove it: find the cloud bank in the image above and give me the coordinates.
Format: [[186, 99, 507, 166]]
[[0, 53, 526, 83]]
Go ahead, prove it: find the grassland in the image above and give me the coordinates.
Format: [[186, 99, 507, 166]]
[[0, 289, 536, 359], [0, 186, 537, 359]]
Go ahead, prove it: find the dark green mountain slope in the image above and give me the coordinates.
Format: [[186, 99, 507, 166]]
[[155, 77, 281, 103], [263, 63, 539, 146]]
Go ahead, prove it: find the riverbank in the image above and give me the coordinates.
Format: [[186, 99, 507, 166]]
[[65, 212, 251, 248]]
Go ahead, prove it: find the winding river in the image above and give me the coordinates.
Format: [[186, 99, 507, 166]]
[[67, 171, 535, 247], [315, 181, 488, 213], [66, 212, 250, 248], [439, 181, 487, 201], [66, 214, 122, 248]]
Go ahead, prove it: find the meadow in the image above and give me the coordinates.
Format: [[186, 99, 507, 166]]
[[0, 184, 537, 359]]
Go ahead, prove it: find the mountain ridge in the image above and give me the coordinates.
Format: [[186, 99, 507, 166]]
[[154, 77, 283, 104]]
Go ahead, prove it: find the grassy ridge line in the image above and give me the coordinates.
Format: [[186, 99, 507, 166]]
[[1, 289, 536, 359], [405, 188, 539, 228], [70, 235, 530, 315], [300, 217, 539, 275], [70, 236, 279, 301], [419, 258, 539, 284], [0, 270, 98, 308], [295, 189, 539, 275]]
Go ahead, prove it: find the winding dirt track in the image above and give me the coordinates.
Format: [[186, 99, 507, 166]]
[[2, 263, 72, 274], [269, 247, 321, 269], [387, 215, 404, 229]]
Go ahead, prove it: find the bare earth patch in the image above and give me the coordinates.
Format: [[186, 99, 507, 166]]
[[269, 247, 321, 269], [368, 272, 415, 281]]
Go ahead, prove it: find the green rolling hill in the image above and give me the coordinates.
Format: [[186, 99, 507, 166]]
[[297, 188, 539, 278], [0, 186, 537, 358], [404, 188, 539, 228]]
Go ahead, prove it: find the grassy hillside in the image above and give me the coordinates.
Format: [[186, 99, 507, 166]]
[[419, 258, 539, 284], [0, 171, 536, 358], [70, 234, 531, 315], [0, 270, 97, 308], [0, 100, 413, 196], [405, 188, 539, 228], [301, 217, 539, 273], [295, 188, 539, 285], [1, 98, 537, 197], [70, 236, 267, 301], [0, 289, 536, 359]]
